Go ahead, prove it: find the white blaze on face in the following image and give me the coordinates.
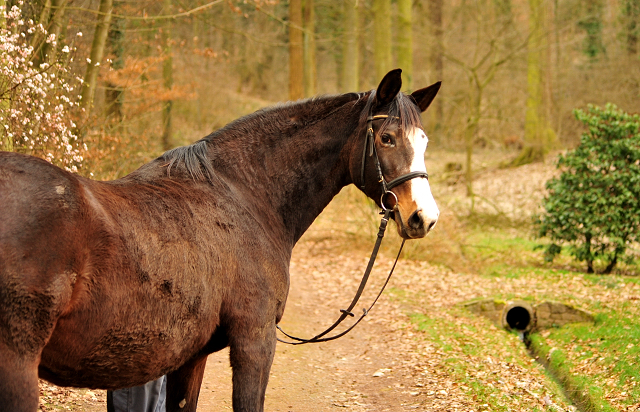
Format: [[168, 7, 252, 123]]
[[406, 127, 440, 224]]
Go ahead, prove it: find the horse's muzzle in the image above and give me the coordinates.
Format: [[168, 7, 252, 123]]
[[396, 208, 438, 239]]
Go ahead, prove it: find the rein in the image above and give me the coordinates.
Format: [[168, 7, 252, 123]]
[[276, 113, 428, 345]]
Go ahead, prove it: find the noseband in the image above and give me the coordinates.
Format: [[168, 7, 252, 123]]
[[277, 112, 430, 345]]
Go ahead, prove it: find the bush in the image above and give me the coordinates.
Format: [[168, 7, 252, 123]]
[[536, 103, 640, 274], [0, 3, 83, 172]]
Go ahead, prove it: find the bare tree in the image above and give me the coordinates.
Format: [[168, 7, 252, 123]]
[[429, 0, 444, 127], [341, 0, 359, 92], [373, 0, 392, 80], [289, 0, 304, 100], [79, 0, 113, 122], [303, 0, 317, 97], [397, 0, 413, 90], [161, 0, 173, 150]]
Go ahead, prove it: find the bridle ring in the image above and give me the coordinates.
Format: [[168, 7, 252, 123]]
[[380, 191, 398, 211]]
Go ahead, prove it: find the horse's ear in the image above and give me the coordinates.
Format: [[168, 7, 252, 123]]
[[411, 81, 442, 112], [375, 69, 403, 106]]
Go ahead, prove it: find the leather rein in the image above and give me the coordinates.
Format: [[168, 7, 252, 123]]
[[276, 114, 428, 345]]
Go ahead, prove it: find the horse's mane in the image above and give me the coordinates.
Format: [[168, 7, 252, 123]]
[[161, 91, 422, 183]]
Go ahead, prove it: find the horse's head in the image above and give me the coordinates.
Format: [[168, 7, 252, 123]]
[[352, 69, 441, 240]]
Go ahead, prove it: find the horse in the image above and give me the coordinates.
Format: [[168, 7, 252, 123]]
[[0, 69, 440, 412]]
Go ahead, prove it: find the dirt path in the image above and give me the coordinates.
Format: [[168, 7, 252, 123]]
[[196, 239, 474, 412]]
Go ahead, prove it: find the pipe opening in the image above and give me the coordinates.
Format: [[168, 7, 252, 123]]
[[506, 306, 531, 331]]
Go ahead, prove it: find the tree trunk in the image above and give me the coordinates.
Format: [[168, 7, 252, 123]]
[[585, 233, 594, 274], [341, 0, 359, 92], [289, 0, 304, 101], [429, 0, 444, 127], [79, 0, 113, 121], [161, 0, 173, 150], [511, 0, 549, 166], [303, 0, 317, 97], [465, 78, 482, 205], [0, 0, 10, 151], [622, 0, 640, 55], [579, 0, 604, 60], [38, 0, 69, 66], [397, 0, 412, 91], [373, 0, 392, 81], [105, 0, 124, 123], [602, 252, 618, 274]]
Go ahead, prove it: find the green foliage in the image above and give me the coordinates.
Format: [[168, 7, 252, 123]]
[[536, 103, 640, 273]]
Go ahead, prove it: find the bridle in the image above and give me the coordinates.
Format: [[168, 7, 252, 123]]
[[360, 114, 429, 206], [276, 109, 429, 345]]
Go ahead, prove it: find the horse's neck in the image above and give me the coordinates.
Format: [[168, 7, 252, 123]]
[[222, 101, 362, 245]]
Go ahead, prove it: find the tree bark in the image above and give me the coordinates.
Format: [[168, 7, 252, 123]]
[[289, 0, 304, 100], [79, 0, 113, 121], [373, 0, 392, 81], [341, 0, 359, 92], [622, 0, 640, 55], [38, 0, 69, 66], [0, 0, 10, 151], [397, 0, 412, 91], [161, 0, 173, 150], [586, 233, 594, 274], [429, 0, 444, 127], [303, 0, 317, 97], [512, 0, 550, 166], [105, 0, 124, 123], [603, 252, 618, 274]]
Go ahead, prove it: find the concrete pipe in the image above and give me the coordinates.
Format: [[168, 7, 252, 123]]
[[501, 300, 535, 333]]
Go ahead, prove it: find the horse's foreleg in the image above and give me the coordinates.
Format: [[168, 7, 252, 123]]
[[0, 344, 39, 412], [229, 323, 276, 412], [165, 355, 208, 412]]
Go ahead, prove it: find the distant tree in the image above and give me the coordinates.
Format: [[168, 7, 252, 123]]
[[578, 0, 605, 60], [79, 0, 113, 123], [428, 0, 444, 127], [444, 0, 527, 205], [161, 0, 173, 150], [289, 0, 304, 100], [373, 0, 392, 80], [621, 0, 640, 55], [341, 0, 359, 92], [397, 0, 412, 90], [537, 104, 640, 274], [303, 0, 316, 97], [105, 0, 125, 123], [511, 0, 554, 166]]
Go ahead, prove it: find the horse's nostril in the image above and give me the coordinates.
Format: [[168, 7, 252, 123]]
[[427, 220, 437, 231], [408, 210, 424, 229]]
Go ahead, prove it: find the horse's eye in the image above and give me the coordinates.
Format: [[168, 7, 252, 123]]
[[381, 134, 393, 146]]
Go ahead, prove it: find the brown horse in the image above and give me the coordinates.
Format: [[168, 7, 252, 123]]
[[0, 69, 440, 412]]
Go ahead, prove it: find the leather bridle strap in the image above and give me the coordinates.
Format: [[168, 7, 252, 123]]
[[276, 209, 405, 345], [386, 171, 428, 191]]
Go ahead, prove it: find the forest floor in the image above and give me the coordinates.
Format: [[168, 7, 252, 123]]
[[38, 149, 640, 411]]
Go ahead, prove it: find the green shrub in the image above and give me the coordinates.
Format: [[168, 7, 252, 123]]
[[536, 103, 640, 273]]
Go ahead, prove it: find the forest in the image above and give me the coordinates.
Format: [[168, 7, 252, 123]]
[[1, 0, 639, 178]]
